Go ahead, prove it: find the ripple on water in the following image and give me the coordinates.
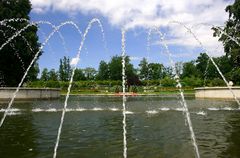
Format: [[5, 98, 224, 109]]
[[109, 108, 119, 111], [7, 112, 21, 116], [125, 111, 134, 114], [146, 110, 158, 115], [32, 108, 44, 112], [208, 107, 238, 111], [196, 111, 207, 116], [175, 108, 185, 112], [159, 107, 170, 111], [46, 108, 58, 112], [92, 107, 103, 111], [208, 107, 220, 111], [0, 108, 21, 112]]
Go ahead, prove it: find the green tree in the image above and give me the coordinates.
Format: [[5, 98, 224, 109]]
[[108, 55, 139, 86], [73, 68, 86, 81], [138, 58, 148, 80], [205, 56, 233, 80], [230, 68, 240, 85], [148, 63, 164, 80], [213, 0, 240, 67], [108, 55, 137, 81], [0, 0, 41, 86], [59, 56, 71, 81], [83, 67, 97, 80], [41, 68, 49, 81], [196, 53, 209, 78], [48, 69, 58, 81], [96, 61, 109, 80], [181, 61, 199, 78], [26, 62, 39, 81], [125, 58, 139, 86], [108, 56, 122, 80], [217, 55, 233, 76]]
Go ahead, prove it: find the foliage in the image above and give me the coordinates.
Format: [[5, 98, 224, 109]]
[[83, 67, 97, 80], [229, 68, 240, 85], [35, 51, 239, 88], [0, 0, 41, 86], [96, 60, 109, 80], [73, 68, 86, 81], [138, 58, 148, 80], [40, 68, 48, 81], [161, 77, 176, 87], [208, 78, 225, 87], [59, 56, 71, 81], [148, 63, 165, 80], [182, 77, 203, 87], [48, 69, 58, 81], [213, 0, 240, 67], [108, 55, 123, 80], [181, 61, 199, 78], [196, 53, 209, 78], [108, 55, 139, 85]]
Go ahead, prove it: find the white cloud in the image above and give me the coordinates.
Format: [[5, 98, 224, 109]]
[[30, 0, 234, 56]]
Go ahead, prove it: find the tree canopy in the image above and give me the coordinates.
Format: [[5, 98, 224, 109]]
[[59, 56, 71, 81], [96, 61, 109, 80], [0, 0, 41, 86], [213, 0, 240, 67], [213, 0, 240, 84]]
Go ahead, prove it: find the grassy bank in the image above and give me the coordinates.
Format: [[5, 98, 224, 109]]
[[60, 89, 195, 95], [26, 80, 195, 96]]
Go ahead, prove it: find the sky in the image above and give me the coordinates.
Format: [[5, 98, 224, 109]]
[[29, 0, 234, 72]]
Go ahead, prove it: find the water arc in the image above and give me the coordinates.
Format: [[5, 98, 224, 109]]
[[147, 27, 200, 158], [53, 18, 106, 158], [0, 21, 87, 128], [170, 21, 240, 106]]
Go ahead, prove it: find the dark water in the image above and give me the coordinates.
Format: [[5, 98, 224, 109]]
[[0, 96, 240, 158]]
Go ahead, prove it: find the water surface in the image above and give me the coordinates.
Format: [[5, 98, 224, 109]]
[[0, 96, 240, 158]]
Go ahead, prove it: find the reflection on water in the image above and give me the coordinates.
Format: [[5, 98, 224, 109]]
[[220, 113, 240, 158], [0, 96, 239, 158], [0, 102, 39, 158]]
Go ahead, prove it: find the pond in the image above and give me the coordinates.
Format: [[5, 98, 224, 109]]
[[0, 96, 240, 158]]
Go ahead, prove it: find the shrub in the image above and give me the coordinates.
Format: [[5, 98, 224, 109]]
[[208, 78, 225, 87], [45, 81, 60, 88], [182, 77, 203, 87], [161, 77, 176, 87]]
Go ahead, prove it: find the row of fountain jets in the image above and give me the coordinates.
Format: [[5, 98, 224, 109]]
[[0, 18, 240, 158]]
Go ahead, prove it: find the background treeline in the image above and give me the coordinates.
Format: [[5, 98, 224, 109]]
[[1, 0, 240, 91], [26, 52, 240, 92]]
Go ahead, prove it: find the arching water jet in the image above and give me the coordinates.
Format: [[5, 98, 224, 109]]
[[147, 27, 200, 158], [0, 21, 87, 128], [170, 21, 240, 106], [53, 18, 107, 158]]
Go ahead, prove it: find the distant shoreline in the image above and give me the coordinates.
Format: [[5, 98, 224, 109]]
[[61, 93, 195, 96]]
